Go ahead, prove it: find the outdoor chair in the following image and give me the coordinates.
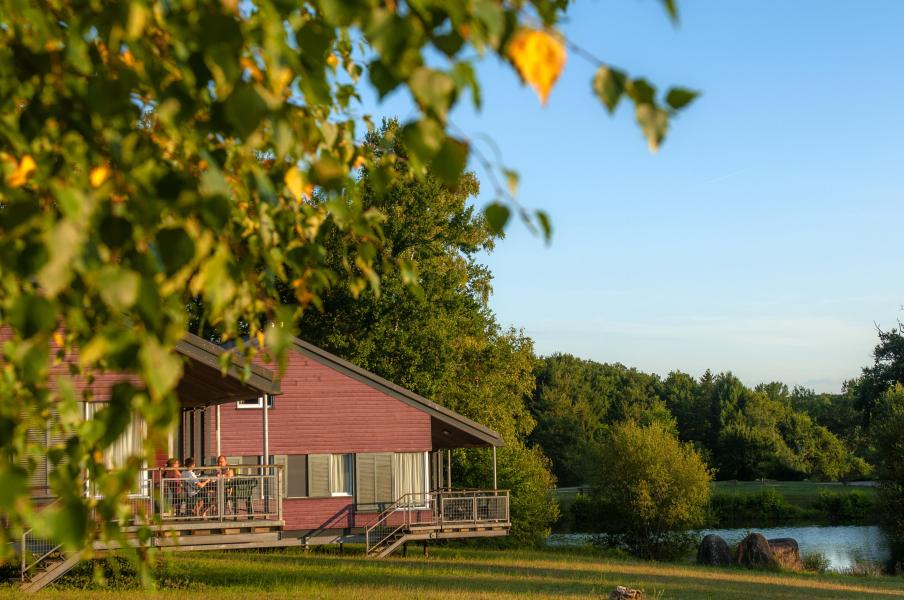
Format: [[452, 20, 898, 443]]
[[225, 477, 258, 518]]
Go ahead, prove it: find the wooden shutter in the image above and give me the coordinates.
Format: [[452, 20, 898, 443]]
[[375, 453, 393, 505], [307, 454, 330, 498], [286, 455, 308, 498], [356, 454, 376, 507], [355, 453, 393, 511], [273, 455, 288, 497]]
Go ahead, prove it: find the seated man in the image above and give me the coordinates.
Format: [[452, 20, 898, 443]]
[[181, 457, 214, 516]]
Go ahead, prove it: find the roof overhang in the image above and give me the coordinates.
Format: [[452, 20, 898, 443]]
[[290, 337, 504, 449], [175, 333, 280, 407]]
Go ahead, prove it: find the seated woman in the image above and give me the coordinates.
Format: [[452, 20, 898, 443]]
[[162, 458, 185, 516], [181, 457, 214, 516]]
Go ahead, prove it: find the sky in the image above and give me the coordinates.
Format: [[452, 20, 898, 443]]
[[362, 1, 904, 393]]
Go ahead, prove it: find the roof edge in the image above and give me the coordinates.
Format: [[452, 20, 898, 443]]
[[178, 333, 281, 395], [290, 337, 504, 447]]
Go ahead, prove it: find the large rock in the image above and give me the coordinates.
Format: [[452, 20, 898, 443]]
[[697, 534, 732, 566], [736, 533, 776, 568], [609, 586, 643, 600], [768, 538, 802, 570]]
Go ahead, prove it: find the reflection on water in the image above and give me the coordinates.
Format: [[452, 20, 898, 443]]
[[547, 525, 892, 572]]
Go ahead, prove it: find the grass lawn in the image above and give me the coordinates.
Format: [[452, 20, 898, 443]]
[[5, 546, 904, 600]]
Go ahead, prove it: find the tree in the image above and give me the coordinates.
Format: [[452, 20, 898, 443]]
[[0, 0, 697, 555], [591, 421, 712, 558], [873, 385, 904, 537], [293, 121, 558, 543], [855, 326, 904, 427]]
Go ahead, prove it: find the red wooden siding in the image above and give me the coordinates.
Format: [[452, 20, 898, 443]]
[[213, 347, 433, 532], [214, 350, 432, 456]]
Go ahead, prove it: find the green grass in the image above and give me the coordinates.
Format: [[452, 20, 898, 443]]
[[5, 546, 904, 600]]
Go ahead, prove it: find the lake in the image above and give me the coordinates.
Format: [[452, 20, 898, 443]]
[[548, 525, 893, 572]]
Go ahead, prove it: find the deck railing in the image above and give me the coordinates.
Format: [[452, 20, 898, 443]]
[[364, 489, 509, 555], [88, 464, 283, 525]]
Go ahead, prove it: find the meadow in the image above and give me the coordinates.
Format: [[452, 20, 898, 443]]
[[6, 546, 904, 600]]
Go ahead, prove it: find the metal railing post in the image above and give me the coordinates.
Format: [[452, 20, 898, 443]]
[[218, 474, 224, 522], [20, 531, 26, 582], [472, 495, 477, 523]]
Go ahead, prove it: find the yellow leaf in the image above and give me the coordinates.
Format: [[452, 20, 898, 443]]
[[284, 166, 312, 203], [53, 332, 65, 348], [7, 154, 36, 187], [89, 165, 110, 188], [507, 29, 566, 105], [326, 54, 339, 69], [256, 330, 265, 349], [353, 155, 366, 170]]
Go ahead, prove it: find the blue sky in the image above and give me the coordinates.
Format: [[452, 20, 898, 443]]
[[362, 1, 904, 392]]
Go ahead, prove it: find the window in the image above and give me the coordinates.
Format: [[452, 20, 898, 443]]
[[355, 452, 428, 511], [236, 396, 274, 409], [393, 452, 427, 506], [85, 403, 148, 496], [307, 454, 353, 497]]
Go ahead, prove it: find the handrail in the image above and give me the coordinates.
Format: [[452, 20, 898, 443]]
[[19, 500, 64, 582], [364, 488, 510, 555]]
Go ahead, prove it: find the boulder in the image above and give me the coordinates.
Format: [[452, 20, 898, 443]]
[[736, 533, 776, 568], [609, 586, 643, 600], [697, 534, 732, 566], [768, 538, 802, 570]]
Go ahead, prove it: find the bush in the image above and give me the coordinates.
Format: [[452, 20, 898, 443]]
[[802, 553, 831, 574], [591, 421, 712, 559], [709, 488, 804, 526], [591, 531, 697, 561], [813, 490, 875, 523], [874, 386, 904, 537]]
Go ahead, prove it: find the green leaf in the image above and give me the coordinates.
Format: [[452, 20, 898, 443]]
[[156, 227, 196, 277], [666, 87, 700, 111], [659, 0, 679, 23], [431, 137, 469, 186], [626, 78, 656, 104], [536, 210, 553, 242], [139, 338, 183, 400], [224, 84, 267, 139], [401, 118, 444, 165], [95, 267, 141, 311], [636, 104, 670, 152], [409, 67, 455, 121], [593, 66, 627, 113], [8, 294, 55, 339], [484, 202, 511, 234]]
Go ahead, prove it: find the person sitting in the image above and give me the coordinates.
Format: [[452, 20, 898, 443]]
[[216, 455, 235, 479], [181, 457, 213, 516], [162, 457, 185, 516]]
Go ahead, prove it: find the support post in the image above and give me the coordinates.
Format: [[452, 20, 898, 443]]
[[215, 404, 221, 457], [262, 394, 270, 510], [446, 450, 451, 490], [492, 446, 498, 490]]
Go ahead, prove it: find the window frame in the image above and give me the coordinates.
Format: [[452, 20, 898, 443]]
[[235, 395, 274, 410]]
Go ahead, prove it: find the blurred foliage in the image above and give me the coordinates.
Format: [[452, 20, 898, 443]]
[[0, 0, 694, 558]]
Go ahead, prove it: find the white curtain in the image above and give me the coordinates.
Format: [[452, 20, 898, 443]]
[[392, 452, 426, 503], [330, 454, 351, 495], [86, 403, 146, 469]]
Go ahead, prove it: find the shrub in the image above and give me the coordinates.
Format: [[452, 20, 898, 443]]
[[591, 421, 712, 559], [802, 553, 831, 574], [813, 490, 875, 523], [709, 488, 804, 526]]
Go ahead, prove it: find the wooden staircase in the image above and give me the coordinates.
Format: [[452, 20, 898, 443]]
[[20, 550, 82, 593], [364, 489, 510, 558]]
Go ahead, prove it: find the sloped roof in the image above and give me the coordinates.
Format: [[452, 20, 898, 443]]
[[290, 337, 504, 448], [176, 333, 280, 405]]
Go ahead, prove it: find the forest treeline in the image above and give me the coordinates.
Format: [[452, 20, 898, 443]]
[[529, 357, 872, 486]]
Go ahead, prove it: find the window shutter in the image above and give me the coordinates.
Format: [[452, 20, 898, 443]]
[[356, 454, 376, 507], [375, 453, 393, 504], [273, 455, 288, 497], [307, 454, 330, 498], [286, 455, 308, 498]]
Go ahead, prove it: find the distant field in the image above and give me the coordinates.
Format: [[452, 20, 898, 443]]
[[8, 546, 904, 600]]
